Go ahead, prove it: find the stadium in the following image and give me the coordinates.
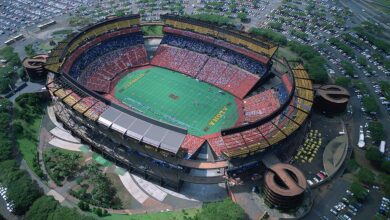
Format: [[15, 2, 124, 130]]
[[44, 14, 314, 190]]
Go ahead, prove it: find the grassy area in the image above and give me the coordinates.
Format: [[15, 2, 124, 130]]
[[44, 147, 82, 186], [52, 29, 73, 36], [102, 209, 199, 220], [115, 67, 238, 136], [38, 38, 64, 52], [141, 26, 163, 36], [92, 153, 112, 167], [276, 47, 299, 61], [371, 0, 390, 13], [105, 173, 133, 209], [16, 117, 41, 169]]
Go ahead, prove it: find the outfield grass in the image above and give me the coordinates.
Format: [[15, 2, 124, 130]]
[[114, 67, 238, 136], [17, 117, 42, 169], [102, 208, 199, 220]]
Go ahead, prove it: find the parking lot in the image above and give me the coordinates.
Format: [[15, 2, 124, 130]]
[[0, 0, 95, 37], [304, 177, 384, 220]]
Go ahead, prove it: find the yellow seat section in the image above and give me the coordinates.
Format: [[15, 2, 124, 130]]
[[247, 139, 269, 152], [223, 147, 249, 158], [280, 120, 299, 136], [267, 130, 286, 145], [295, 110, 308, 125], [63, 93, 80, 106]]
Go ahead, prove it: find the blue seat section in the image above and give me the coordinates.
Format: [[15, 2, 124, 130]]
[[276, 83, 288, 104], [69, 34, 144, 80], [161, 34, 266, 76]]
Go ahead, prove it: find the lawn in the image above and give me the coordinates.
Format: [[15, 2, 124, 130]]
[[102, 208, 199, 220], [16, 117, 42, 169], [92, 153, 112, 167], [52, 29, 73, 36], [114, 67, 238, 136], [371, 0, 390, 13], [277, 46, 299, 61], [141, 26, 163, 36]]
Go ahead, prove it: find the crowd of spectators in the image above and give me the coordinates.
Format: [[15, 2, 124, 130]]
[[243, 89, 280, 122], [69, 33, 144, 79], [161, 33, 267, 76], [65, 33, 147, 93]]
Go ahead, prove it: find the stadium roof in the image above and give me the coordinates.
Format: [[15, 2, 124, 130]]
[[98, 107, 186, 154]]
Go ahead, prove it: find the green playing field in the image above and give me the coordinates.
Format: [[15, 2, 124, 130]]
[[114, 67, 239, 136]]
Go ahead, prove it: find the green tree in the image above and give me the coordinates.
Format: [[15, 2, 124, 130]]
[[24, 44, 36, 57], [190, 13, 232, 26], [237, 12, 248, 22], [363, 97, 379, 113], [48, 207, 96, 220], [12, 120, 24, 136], [346, 159, 359, 172], [357, 56, 367, 67], [381, 160, 390, 174], [287, 41, 328, 83], [382, 175, 390, 196], [368, 121, 384, 142], [249, 28, 287, 46], [365, 147, 383, 167], [0, 98, 12, 111], [194, 198, 245, 220], [341, 61, 355, 76], [350, 182, 368, 201], [78, 201, 90, 211], [115, 10, 125, 17], [268, 22, 283, 30], [335, 76, 350, 87], [7, 174, 43, 215], [0, 78, 12, 94], [16, 67, 25, 79], [26, 196, 58, 220], [379, 80, 390, 100], [95, 207, 103, 217], [357, 167, 375, 186], [0, 139, 13, 162], [0, 160, 20, 184]]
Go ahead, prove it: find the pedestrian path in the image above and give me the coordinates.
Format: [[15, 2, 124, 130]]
[[47, 106, 65, 131], [48, 138, 83, 152], [50, 127, 80, 143], [119, 172, 149, 204], [47, 190, 65, 203], [132, 174, 167, 202], [156, 185, 198, 202]]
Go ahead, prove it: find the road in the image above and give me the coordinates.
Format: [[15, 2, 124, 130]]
[[341, 0, 390, 36]]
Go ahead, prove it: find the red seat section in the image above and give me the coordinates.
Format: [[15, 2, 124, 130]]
[[197, 59, 260, 99], [180, 135, 205, 157], [242, 89, 280, 122]]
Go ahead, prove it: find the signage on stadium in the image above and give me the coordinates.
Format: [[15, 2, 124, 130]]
[[208, 105, 229, 126], [124, 73, 145, 89]]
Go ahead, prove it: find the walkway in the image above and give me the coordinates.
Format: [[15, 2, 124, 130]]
[[48, 138, 83, 152], [47, 106, 65, 131], [323, 135, 348, 175], [179, 160, 228, 169], [49, 127, 80, 143], [119, 172, 149, 204], [132, 175, 167, 202]]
